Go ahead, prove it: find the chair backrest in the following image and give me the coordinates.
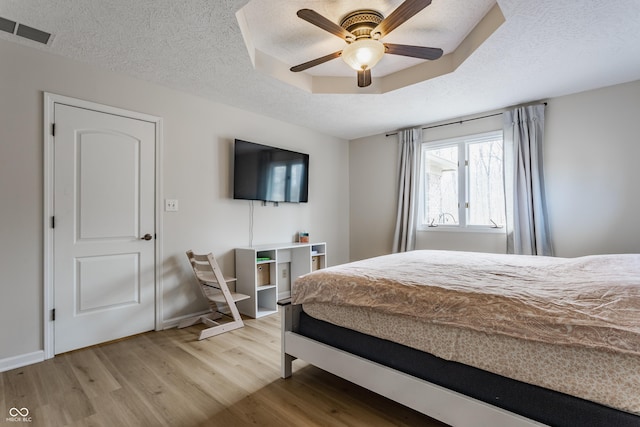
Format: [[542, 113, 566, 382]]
[[186, 250, 226, 289], [186, 249, 211, 273]]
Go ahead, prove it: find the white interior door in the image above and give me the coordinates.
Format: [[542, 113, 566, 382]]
[[53, 104, 156, 354]]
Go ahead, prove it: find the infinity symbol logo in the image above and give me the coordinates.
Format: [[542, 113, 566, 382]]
[[9, 407, 29, 417]]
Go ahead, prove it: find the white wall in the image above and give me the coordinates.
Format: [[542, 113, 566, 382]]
[[545, 81, 640, 256], [349, 133, 398, 260], [349, 79, 640, 260], [0, 38, 349, 365]]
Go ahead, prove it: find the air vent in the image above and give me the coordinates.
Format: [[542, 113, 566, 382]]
[[16, 23, 51, 44], [0, 16, 52, 45], [0, 16, 17, 34]]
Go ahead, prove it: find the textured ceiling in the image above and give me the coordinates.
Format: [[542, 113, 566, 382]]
[[1, 0, 640, 140]]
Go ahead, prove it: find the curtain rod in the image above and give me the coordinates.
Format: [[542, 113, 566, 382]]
[[385, 102, 547, 137], [385, 112, 500, 137]]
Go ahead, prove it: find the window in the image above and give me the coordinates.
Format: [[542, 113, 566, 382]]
[[266, 161, 305, 202], [419, 131, 505, 230]]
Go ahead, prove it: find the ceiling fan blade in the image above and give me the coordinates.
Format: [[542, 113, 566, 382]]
[[384, 43, 443, 60], [357, 68, 372, 87], [372, 0, 433, 39], [297, 9, 355, 41], [290, 51, 342, 72]]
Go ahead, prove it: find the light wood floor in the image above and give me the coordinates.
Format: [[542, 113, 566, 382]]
[[0, 313, 448, 427]]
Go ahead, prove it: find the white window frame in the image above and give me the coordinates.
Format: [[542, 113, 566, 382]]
[[418, 130, 505, 233]]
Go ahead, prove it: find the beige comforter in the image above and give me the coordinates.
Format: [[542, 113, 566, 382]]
[[292, 250, 640, 355]]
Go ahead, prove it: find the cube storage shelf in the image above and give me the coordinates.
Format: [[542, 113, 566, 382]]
[[235, 242, 326, 318]]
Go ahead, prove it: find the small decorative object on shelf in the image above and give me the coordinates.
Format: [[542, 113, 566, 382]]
[[299, 231, 310, 243]]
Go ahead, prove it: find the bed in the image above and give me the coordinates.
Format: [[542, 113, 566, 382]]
[[279, 250, 640, 427]]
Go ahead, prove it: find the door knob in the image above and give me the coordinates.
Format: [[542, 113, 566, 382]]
[[141, 234, 153, 241]]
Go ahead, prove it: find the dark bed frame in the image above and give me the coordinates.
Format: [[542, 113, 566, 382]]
[[279, 301, 640, 427]]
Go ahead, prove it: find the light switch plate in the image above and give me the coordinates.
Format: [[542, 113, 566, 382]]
[[165, 199, 178, 212]]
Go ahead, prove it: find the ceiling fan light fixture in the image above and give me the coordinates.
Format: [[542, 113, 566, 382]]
[[290, 2, 442, 88], [341, 39, 385, 71]]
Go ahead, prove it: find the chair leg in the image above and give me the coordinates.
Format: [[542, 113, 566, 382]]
[[178, 312, 222, 329], [198, 319, 245, 340]]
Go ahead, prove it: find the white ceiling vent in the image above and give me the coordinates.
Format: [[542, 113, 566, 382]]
[[0, 16, 52, 45]]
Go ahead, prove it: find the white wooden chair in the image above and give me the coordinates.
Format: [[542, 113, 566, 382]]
[[178, 250, 250, 340]]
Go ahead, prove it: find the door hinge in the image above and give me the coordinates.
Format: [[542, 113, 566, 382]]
[[51, 123, 55, 136], [466, 202, 470, 208], [51, 216, 55, 228], [52, 308, 56, 321]]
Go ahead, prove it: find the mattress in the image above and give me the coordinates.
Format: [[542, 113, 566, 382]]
[[294, 250, 640, 355], [297, 309, 640, 427], [292, 250, 640, 415], [303, 302, 640, 415]]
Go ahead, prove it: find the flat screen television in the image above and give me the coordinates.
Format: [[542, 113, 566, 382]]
[[233, 139, 309, 203]]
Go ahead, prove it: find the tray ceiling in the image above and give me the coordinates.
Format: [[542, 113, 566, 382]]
[[237, 0, 503, 94], [1, 0, 640, 139]]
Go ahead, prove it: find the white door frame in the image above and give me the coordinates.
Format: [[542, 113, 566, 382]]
[[43, 93, 164, 359]]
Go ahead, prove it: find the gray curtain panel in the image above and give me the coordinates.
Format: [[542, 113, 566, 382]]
[[393, 127, 422, 253], [503, 104, 553, 255]]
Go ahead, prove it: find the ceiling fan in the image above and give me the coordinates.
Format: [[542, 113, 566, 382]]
[[290, 0, 443, 88]]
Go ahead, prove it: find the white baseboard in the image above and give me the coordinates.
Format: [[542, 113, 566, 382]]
[[0, 350, 45, 372]]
